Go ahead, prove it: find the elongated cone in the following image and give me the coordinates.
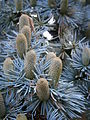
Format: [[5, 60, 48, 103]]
[[30, 0, 37, 7], [82, 47, 90, 66], [49, 57, 62, 87], [14, 0, 23, 11], [60, 0, 68, 15], [19, 14, 35, 32], [0, 92, 6, 118], [16, 33, 27, 59], [16, 114, 27, 120], [21, 25, 31, 48], [46, 52, 56, 62], [24, 50, 36, 79], [3, 57, 14, 74], [19, 14, 30, 32], [36, 78, 49, 101], [48, 0, 56, 8]]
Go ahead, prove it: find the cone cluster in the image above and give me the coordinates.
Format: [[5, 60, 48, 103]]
[[16, 14, 35, 58]]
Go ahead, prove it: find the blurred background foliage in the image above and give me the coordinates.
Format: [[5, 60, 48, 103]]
[[0, 0, 90, 120]]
